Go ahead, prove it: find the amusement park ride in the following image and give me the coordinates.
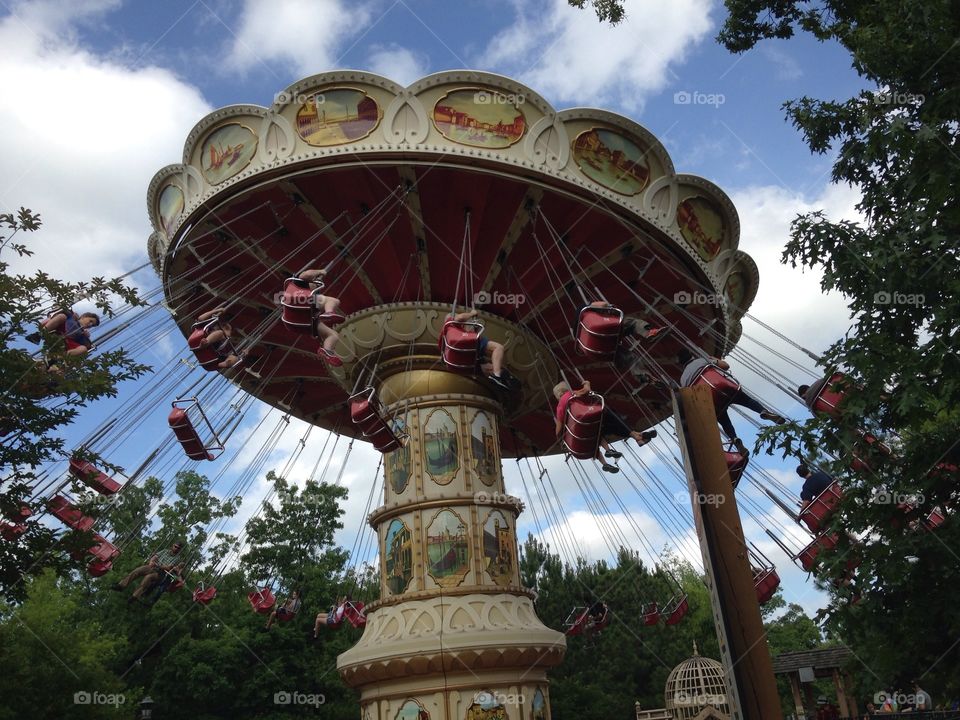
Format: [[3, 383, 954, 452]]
[[143, 68, 776, 720], [13, 70, 916, 720]]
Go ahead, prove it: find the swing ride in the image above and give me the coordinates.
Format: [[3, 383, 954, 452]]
[[10, 70, 940, 720]]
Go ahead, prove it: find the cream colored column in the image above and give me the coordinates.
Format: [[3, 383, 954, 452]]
[[337, 368, 565, 720]]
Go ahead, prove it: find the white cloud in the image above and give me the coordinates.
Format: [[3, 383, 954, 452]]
[[367, 44, 429, 86], [0, 3, 210, 284], [476, 0, 714, 111], [225, 0, 374, 78]]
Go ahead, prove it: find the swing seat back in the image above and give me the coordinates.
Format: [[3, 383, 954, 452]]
[[248, 588, 276, 614], [187, 326, 222, 371], [812, 372, 848, 418], [440, 321, 483, 370], [68, 458, 122, 495], [47, 495, 95, 532], [343, 601, 366, 628], [662, 595, 689, 625], [924, 508, 946, 531], [576, 306, 624, 358], [590, 606, 611, 632], [562, 394, 604, 460], [642, 602, 660, 626], [87, 535, 120, 563], [722, 443, 748, 489], [87, 559, 113, 577], [690, 364, 741, 409], [193, 585, 218, 605], [799, 481, 843, 533], [795, 532, 839, 572], [280, 278, 320, 335], [350, 389, 406, 454], [166, 577, 185, 592], [169, 400, 223, 461], [753, 567, 780, 605], [563, 606, 589, 636], [0, 521, 27, 541]]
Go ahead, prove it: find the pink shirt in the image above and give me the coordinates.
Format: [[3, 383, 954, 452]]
[[555, 391, 574, 423]]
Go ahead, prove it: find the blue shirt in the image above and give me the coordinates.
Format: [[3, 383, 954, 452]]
[[801, 470, 834, 501]]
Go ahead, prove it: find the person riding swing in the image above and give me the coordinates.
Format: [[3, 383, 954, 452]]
[[111, 541, 184, 603], [296, 268, 345, 367], [265, 589, 302, 630]]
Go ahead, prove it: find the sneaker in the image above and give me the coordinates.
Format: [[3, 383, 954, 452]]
[[111, 583, 124, 592], [317, 312, 345, 326], [25, 332, 41, 344], [601, 463, 620, 474], [760, 411, 787, 424], [604, 449, 623, 459], [641, 430, 658, 442], [489, 373, 511, 390], [645, 326, 669, 339], [318, 347, 343, 367], [734, 438, 748, 455]]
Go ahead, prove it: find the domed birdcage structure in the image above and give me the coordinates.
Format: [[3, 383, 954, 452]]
[[664, 642, 732, 720]]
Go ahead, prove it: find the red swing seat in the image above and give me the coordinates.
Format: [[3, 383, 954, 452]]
[[168, 399, 224, 461], [280, 278, 323, 335], [722, 442, 749, 488], [342, 600, 366, 628], [575, 305, 624, 358], [795, 532, 839, 572], [4, 504, 32, 521], [641, 602, 660, 626], [193, 584, 218, 605], [349, 388, 405, 454], [923, 508, 946, 531], [440, 320, 484, 370], [48, 495, 95, 532], [753, 567, 781, 605], [689, 364, 741, 409], [248, 587, 276, 614], [68, 458, 122, 495], [811, 372, 849, 418], [849, 432, 893, 473], [562, 394, 605, 460], [799, 481, 843, 533], [187, 316, 237, 372], [563, 606, 590, 636], [0, 521, 27, 541], [662, 595, 689, 625], [88, 559, 113, 577]]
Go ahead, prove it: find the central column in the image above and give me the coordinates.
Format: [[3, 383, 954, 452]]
[[336, 308, 566, 720]]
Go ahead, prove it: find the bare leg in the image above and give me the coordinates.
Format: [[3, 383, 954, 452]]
[[487, 342, 504, 376], [204, 329, 227, 346], [265, 611, 277, 629], [321, 296, 342, 315], [314, 613, 328, 637], [315, 323, 340, 353]]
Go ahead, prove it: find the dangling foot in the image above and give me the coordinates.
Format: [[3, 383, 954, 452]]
[[734, 437, 748, 455], [318, 347, 343, 367], [645, 326, 669, 340], [641, 430, 657, 442], [111, 583, 124, 592], [760, 411, 787, 424], [601, 463, 620, 474], [604, 449, 623, 459], [317, 312, 345, 326]]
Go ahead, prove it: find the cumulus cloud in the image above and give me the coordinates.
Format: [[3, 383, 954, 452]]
[[367, 44, 430, 86], [0, 2, 210, 283], [225, 0, 374, 78], [475, 0, 714, 111]]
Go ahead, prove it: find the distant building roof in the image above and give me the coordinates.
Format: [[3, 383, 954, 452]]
[[772, 646, 853, 673]]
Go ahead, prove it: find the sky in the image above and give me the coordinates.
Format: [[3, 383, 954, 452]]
[[1, 0, 872, 623]]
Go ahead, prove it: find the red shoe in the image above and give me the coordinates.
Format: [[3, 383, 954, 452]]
[[317, 312, 345, 326], [645, 326, 669, 339], [318, 347, 343, 367]]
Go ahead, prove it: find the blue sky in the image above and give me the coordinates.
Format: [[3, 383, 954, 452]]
[[1, 0, 873, 620]]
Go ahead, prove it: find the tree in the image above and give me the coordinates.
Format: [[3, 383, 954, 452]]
[[718, 0, 960, 698], [0, 208, 150, 601]]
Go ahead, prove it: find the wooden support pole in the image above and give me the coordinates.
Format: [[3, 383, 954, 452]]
[[832, 668, 851, 717], [675, 385, 783, 720], [789, 674, 807, 720]]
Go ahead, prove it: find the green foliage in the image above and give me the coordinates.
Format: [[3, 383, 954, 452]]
[[720, 0, 960, 697], [0, 208, 151, 601], [566, 0, 627, 24]]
